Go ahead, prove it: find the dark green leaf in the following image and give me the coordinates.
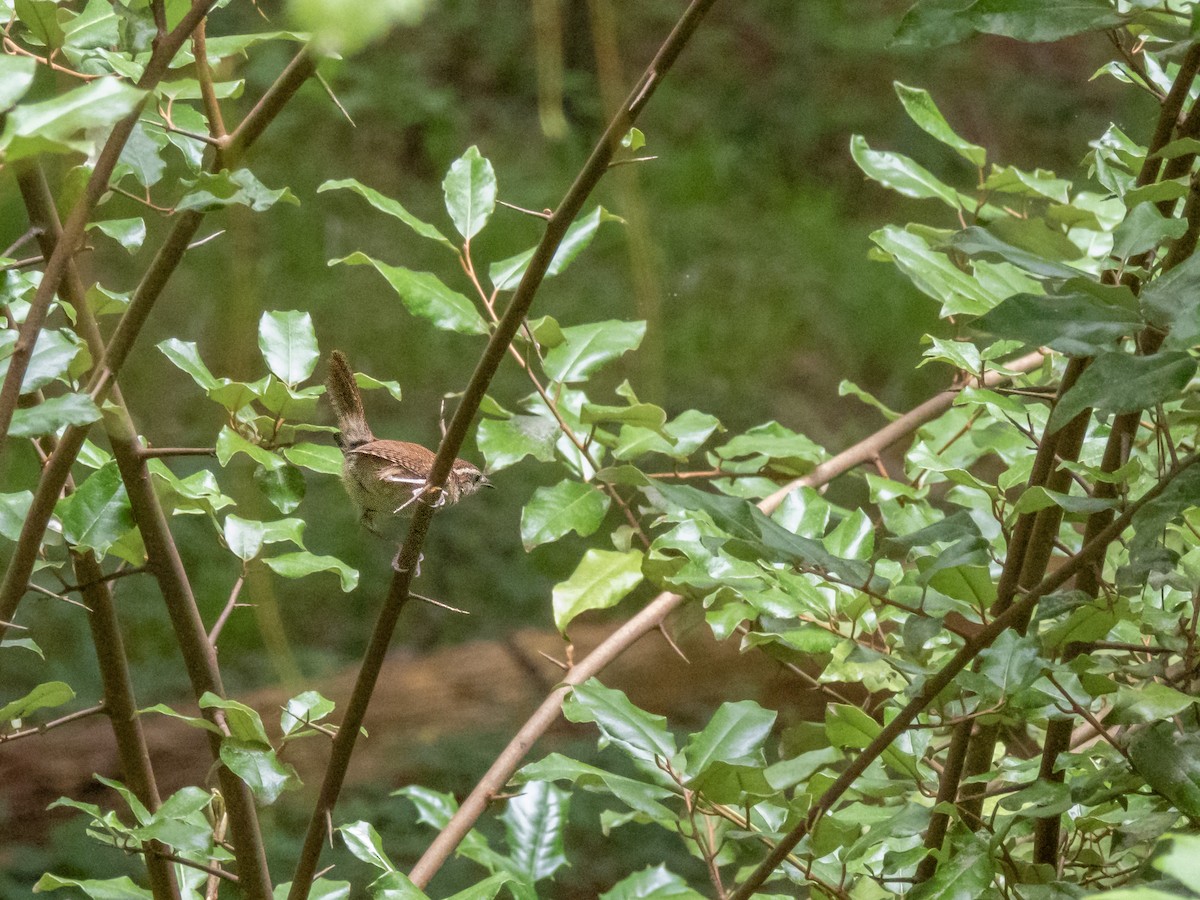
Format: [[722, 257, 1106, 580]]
[[516, 753, 676, 819], [254, 462, 306, 514], [490, 206, 619, 291], [909, 832, 994, 899], [1130, 724, 1200, 817], [1049, 351, 1196, 432], [894, 0, 1132, 48], [219, 739, 299, 805], [1141, 248, 1200, 351], [333, 252, 488, 335], [339, 820, 396, 871], [975, 290, 1143, 356], [948, 226, 1084, 280], [1111, 203, 1188, 259]]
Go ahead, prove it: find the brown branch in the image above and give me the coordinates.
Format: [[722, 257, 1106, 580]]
[[404, 351, 1045, 887], [288, 6, 721, 897], [192, 18, 228, 141], [0, 47, 318, 645], [74, 550, 181, 900], [0, 702, 106, 743], [0, 0, 221, 450], [727, 453, 1200, 900]]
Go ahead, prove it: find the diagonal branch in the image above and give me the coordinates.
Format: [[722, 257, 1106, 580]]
[[405, 352, 1044, 888], [727, 451, 1200, 900], [285, 4, 721, 897], [0, 0, 221, 450], [0, 47, 317, 645]]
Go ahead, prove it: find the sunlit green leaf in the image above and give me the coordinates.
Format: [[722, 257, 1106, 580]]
[[552, 549, 643, 633]]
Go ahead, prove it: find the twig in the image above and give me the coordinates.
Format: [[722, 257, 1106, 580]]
[[404, 351, 1045, 886], [208, 574, 246, 646], [288, 6, 721, 897], [0, 702, 106, 743]]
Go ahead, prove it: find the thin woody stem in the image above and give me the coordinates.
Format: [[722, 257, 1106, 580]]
[[287, 5, 721, 897]]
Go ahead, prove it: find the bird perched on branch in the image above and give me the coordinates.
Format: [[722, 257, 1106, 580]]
[[325, 350, 490, 537]]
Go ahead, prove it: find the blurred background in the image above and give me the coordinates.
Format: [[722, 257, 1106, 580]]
[[0, 0, 1146, 894]]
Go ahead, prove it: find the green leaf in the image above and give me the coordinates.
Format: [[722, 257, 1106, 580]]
[[58, 462, 134, 557], [284, 442, 344, 475], [281, 690, 336, 738], [683, 700, 776, 776], [581, 401, 667, 431], [825, 704, 917, 778], [148, 462, 235, 516], [318, 178, 455, 252], [893, 82, 985, 166], [1049, 351, 1197, 433], [516, 753, 676, 819], [339, 820, 395, 871], [198, 692, 270, 744], [137, 703, 222, 735], [215, 426, 285, 471], [33, 874, 152, 898], [521, 480, 610, 550], [1141, 248, 1200, 351], [489, 206, 619, 290], [259, 310, 319, 385], [870, 225, 997, 316], [850, 134, 963, 207], [599, 866, 704, 900], [552, 549, 643, 634], [975, 289, 1143, 356], [443, 145, 496, 240], [1154, 834, 1200, 893], [9, 393, 101, 438], [255, 462, 306, 514], [88, 218, 147, 254], [948, 226, 1084, 280], [0, 76, 141, 161], [614, 409, 721, 462], [16, 0, 65, 48], [0, 328, 85, 393], [503, 781, 569, 883], [264, 551, 359, 592], [1111, 203, 1188, 260], [909, 831, 994, 899], [477, 415, 558, 472], [542, 320, 646, 383], [176, 168, 298, 213], [0, 681, 75, 721], [1130, 724, 1200, 818], [563, 678, 677, 764], [893, 0, 1131, 48], [1109, 683, 1197, 725], [443, 874, 517, 900], [219, 739, 299, 805], [0, 55, 37, 111], [157, 339, 219, 390], [333, 252, 488, 335]]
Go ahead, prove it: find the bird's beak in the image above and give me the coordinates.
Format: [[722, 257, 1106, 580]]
[[480, 475, 495, 489]]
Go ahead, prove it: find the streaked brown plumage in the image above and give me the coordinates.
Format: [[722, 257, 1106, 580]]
[[326, 350, 489, 535]]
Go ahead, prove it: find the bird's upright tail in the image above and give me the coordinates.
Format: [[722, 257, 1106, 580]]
[[326, 350, 374, 448]]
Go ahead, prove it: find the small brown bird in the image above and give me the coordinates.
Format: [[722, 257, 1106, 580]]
[[326, 350, 490, 537]]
